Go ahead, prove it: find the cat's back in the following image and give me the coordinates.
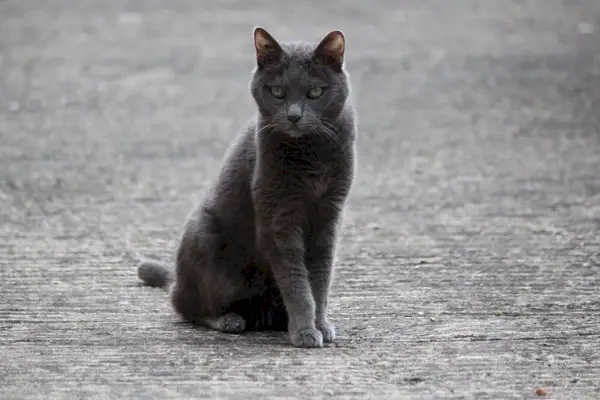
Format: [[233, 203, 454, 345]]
[[201, 118, 257, 231], [217, 118, 257, 182]]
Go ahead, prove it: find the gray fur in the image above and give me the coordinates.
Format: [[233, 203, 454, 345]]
[[137, 27, 357, 348], [138, 259, 173, 289]]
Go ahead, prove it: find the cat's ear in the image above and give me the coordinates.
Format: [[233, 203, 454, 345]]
[[253, 27, 283, 68], [314, 30, 345, 72]]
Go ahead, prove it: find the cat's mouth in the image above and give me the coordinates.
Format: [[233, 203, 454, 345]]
[[278, 121, 309, 138], [284, 128, 307, 138]]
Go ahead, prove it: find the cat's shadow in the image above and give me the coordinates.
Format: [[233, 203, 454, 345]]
[[172, 321, 344, 349], [173, 320, 289, 347]]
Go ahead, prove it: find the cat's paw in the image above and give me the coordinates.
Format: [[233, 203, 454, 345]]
[[290, 328, 323, 348], [316, 320, 335, 343], [209, 313, 246, 334]]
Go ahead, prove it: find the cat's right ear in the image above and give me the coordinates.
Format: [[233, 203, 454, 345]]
[[253, 27, 283, 69]]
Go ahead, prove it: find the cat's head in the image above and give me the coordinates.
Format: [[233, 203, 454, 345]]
[[250, 27, 350, 138]]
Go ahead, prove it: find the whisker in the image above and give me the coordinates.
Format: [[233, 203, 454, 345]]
[[255, 123, 276, 136], [315, 121, 343, 148]]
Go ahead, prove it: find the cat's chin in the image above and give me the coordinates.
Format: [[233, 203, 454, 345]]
[[283, 128, 308, 139]]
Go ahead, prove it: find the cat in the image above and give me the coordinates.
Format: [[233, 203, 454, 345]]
[[137, 27, 357, 348]]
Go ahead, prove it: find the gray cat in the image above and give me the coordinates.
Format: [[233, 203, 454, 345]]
[[137, 27, 357, 348]]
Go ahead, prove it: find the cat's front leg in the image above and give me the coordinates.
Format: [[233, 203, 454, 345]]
[[306, 200, 344, 343], [306, 231, 336, 343], [255, 201, 322, 348]]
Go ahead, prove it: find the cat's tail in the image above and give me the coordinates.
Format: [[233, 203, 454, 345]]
[[137, 259, 174, 289]]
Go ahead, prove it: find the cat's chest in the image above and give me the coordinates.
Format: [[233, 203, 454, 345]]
[[299, 163, 334, 198]]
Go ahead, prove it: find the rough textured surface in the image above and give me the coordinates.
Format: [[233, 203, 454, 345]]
[[1, 1, 600, 399]]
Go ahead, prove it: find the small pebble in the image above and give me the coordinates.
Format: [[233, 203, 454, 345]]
[[9, 102, 20, 112]]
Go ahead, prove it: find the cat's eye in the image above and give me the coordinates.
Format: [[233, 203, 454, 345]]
[[269, 86, 285, 99], [306, 87, 325, 99]]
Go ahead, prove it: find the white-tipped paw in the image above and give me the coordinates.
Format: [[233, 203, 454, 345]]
[[209, 313, 246, 334], [290, 328, 323, 348]]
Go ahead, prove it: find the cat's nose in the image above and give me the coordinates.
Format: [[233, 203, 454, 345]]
[[287, 113, 301, 123], [287, 104, 302, 124]]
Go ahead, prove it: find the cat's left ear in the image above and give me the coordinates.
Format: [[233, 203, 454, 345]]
[[253, 27, 283, 69], [314, 30, 345, 72]]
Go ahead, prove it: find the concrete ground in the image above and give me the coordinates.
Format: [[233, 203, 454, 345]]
[[1, 0, 600, 398]]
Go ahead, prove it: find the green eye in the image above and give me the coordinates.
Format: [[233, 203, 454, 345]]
[[307, 87, 325, 99], [269, 86, 285, 99]]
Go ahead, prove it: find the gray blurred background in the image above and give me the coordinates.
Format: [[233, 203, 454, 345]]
[[1, 1, 599, 399]]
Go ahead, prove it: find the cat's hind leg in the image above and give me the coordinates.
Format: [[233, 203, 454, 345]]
[[170, 278, 246, 334], [170, 256, 250, 334], [170, 208, 258, 334]]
